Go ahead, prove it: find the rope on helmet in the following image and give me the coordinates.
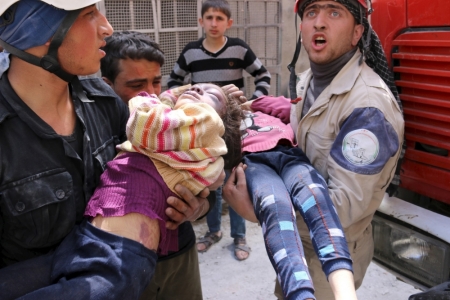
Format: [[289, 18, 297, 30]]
[[287, 15, 302, 100]]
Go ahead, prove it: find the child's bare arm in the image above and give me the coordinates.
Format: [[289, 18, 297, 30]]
[[328, 269, 358, 300], [91, 213, 160, 252]]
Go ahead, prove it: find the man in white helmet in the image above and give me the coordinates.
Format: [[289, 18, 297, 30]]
[[0, 1, 210, 299], [224, 0, 404, 299]]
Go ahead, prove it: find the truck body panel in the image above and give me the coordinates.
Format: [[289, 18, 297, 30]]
[[370, 0, 450, 295]]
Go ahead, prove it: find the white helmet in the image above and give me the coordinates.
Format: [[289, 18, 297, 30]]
[[0, 0, 102, 16]]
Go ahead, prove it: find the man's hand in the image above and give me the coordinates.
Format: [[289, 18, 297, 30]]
[[222, 163, 258, 223], [165, 185, 210, 230], [221, 84, 247, 104]]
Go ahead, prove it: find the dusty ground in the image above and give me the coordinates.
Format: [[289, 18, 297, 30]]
[[192, 202, 420, 300]]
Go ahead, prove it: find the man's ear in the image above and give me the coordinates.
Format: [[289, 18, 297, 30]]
[[198, 17, 204, 27], [227, 18, 233, 28], [102, 76, 113, 87], [352, 24, 364, 47]]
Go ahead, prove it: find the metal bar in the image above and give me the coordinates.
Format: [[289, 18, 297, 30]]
[[394, 66, 450, 78], [400, 94, 450, 108], [393, 40, 450, 47], [152, 0, 159, 43], [396, 80, 450, 93], [129, 0, 135, 30], [393, 53, 450, 62]]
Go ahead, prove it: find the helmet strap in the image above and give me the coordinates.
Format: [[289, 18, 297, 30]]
[[41, 9, 80, 82], [0, 9, 80, 82], [287, 15, 302, 100]]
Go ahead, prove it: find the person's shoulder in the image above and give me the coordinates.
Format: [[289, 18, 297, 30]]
[[79, 76, 117, 98], [78, 77, 128, 112], [350, 65, 403, 124], [0, 77, 17, 123], [0, 98, 11, 124], [182, 38, 204, 51], [359, 63, 389, 89], [227, 37, 250, 48], [357, 64, 396, 103]]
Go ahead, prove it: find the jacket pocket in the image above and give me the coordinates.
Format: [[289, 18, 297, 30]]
[[1, 169, 73, 216], [0, 169, 75, 247]]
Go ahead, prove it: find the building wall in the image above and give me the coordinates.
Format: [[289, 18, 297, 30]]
[[99, 0, 309, 97]]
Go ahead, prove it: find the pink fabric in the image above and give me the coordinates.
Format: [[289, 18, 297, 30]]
[[241, 95, 296, 153], [250, 95, 292, 124], [85, 152, 178, 255]]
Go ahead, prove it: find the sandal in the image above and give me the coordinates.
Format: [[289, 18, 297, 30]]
[[197, 231, 222, 253], [234, 237, 251, 261]]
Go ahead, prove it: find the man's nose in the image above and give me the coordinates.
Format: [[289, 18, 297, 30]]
[[143, 85, 156, 95], [313, 11, 327, 30]]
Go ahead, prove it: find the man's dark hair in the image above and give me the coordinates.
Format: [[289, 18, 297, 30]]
[[100, 31, 165, 83], [201, 0, 231, 19]]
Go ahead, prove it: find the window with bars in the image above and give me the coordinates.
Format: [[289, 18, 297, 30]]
[[99, 0, 281, 96]]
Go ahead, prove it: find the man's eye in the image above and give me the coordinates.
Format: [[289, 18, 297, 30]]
[[306, 11, 315, 17], [129, 85, 143, 89], [331, 11, 340, 17], [153, 81, 161, 86]]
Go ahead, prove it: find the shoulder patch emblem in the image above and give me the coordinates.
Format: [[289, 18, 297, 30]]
[[342, 129, 379, 166]]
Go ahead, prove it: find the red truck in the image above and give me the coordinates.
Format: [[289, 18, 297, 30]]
[[370, 0, 450, 298]]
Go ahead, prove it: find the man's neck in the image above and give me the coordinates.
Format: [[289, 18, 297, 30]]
[[8, 57, 76, 135], [309, 48, 357, 99], [202, 36, 227, 53], [301, 48, 357, 119], [310, 48, 357, 83]]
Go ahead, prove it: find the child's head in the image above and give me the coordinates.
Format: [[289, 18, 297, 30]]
[[199, 0, 233, 39], [175, 83, 228, 115], [176, 83, 243, 169], [201, 0, 232, 19]]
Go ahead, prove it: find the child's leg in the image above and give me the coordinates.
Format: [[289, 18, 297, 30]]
[[244, 153, 315, 300], [279, 147, 353, 276]]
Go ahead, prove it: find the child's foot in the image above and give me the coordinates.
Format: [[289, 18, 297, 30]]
[[197, 231, 222, 253], [234, 237, 251, 261]]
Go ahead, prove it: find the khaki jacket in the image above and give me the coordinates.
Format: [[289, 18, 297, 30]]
[[290, 50, 404, 243]]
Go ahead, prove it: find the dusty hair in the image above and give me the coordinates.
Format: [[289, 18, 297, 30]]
[[220, 89, 244, 170]]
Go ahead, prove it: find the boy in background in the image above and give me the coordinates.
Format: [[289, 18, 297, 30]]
[[168, 0, 270, 261]]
